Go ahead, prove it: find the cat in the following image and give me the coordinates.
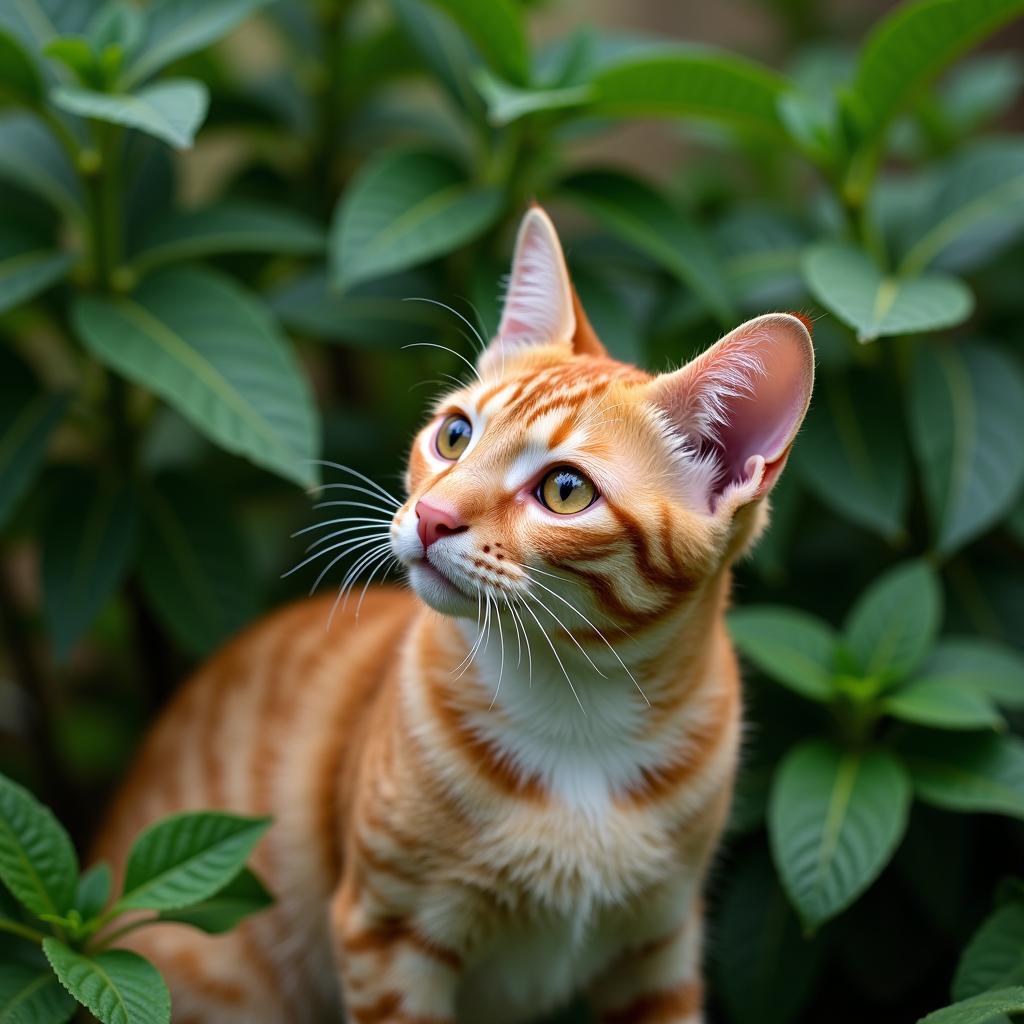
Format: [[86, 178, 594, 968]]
[[92, 206, 814, 1024]]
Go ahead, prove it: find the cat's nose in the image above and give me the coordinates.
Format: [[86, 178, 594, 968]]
[[415, 499, 468, 551]]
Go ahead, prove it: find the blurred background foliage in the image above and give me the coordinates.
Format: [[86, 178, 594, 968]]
[[2, 0, 1024, 1020]]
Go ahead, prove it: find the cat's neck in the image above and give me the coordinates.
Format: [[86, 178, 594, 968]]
[[405, 570, 733, 814]]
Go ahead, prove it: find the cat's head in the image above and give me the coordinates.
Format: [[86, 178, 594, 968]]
[[391, 206, 813, 626]]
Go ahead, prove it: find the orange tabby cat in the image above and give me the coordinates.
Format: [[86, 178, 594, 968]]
[[93, 207, 814, 1024]]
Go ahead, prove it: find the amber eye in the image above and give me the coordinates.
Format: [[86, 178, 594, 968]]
[[435, 413, 472, 460], [538, 467, 597, 515]]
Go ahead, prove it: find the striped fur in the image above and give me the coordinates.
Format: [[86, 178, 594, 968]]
[[92, 209, 812, 1023]]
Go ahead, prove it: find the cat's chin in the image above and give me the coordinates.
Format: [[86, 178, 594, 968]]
[[407, 560, 478, 618]]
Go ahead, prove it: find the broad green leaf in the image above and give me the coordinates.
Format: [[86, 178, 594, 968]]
[[920, 638, 1024, 709], [42, 940, 169, 1024], [0, 349, 68, 530], [473, 67, 591, 126], [844, 560, 942, 682], [41, 469, 136, 663], [270, 267, 451, 348], [0, 113, 83, 217], [0, 29, 43, 104], [421, 0, 528, 85], [131, 200, 324, 272], [713, 848, 825, 1024], [793, 370, 909, 541], [157, 867, 272, 934], [72, 266, 319, 487], [909, 342, 1024, 555], [802, 243, 973, 342], [0, 773, 78, 919], [120, 0, 271, 89], [560, 169, 734, 324], [0, 225, 74, 314], [590, 48, 790, 139], [0, 0, 99, 56], [75, 862, 112, 921], [43, 37, 103, 88], [728, 606, 837, 702], [954, 901, 1024, 999], [849, 0, 1024, 144], [118, 811, 270, 912], [919, 987, 1024, 1024], [769, 740, 910, 928], [138, 473, 259, 656], [902, 732, 1024, 819], [899, 140, 1024, 275], [941, 54, 1024, 132], [329, 149, 502, 291], [882, 678, 1003, 730], [88, 3, 144, 56], [0, 964, 75, 1024], [51, 79, 209, 149]]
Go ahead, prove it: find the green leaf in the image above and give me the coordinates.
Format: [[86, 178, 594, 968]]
[[560, 169, 734, 325], [51, 79, 209, 149], [921, 638, 1024, 709], [941, 54, 1024, 133], [793, 370, 909, 541], [844, 560, 942, 682], [270, 267, 451, 348], [131, 200, 324, 272], [0, 773, 78, 920], [41, 469, 136, 663], [712, 848, 825, 1024], [728, 606, 837, 702], [473, 67, 591, 126], [42, 940, 169, 1024], [75, 863, 112, 921], [43, 37, 101, 87], [0, 29, 44, 104], [72, 266, 319, 487], [882, 678, 1003, 730], [120, 0, 271, 89], [0, 354, 67, 531], [0, 224, 74, 315], [899, 140, 1024, 275], [589, 48, 790, 139], [769, 740, 911, 929], [157, 867, 272, 934], [138, 473, 259, 656], [329, 149, 502, 291], [802, 243, 973, 342], [919, 987, 1024, 1024], [0, 964, 75, 1024], [0, 1, 100, 62], [421, 0, 528, 86], [902, 732, 1024, 820], [849, 0, 1024, 145], [118, 811, 270, 912], [909, 342, 1024, 555], [0, 113, 84, 217], [954, 901, 1024, 999]]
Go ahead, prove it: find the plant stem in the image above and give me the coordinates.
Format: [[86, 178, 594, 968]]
[[0, 919, 47, 944]]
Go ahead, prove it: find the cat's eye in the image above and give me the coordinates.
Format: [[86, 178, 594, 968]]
[[435, 413, 472, 460], [537, 467, 597, 515]]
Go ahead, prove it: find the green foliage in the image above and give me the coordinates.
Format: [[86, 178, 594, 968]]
[[0, 771, 271, 1024], [1, 0, 1023, 1020]]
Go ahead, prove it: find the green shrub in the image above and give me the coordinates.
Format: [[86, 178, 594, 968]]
[[1, 0, 1023, 1021]]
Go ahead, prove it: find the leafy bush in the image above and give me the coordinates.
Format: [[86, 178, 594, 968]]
[[0, 772, 270, 1023], [1, 0, 1024, 1021]]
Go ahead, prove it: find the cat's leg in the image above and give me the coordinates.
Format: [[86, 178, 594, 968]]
[[589, 904, 705, 1024], [330, 880, 460, 1024]]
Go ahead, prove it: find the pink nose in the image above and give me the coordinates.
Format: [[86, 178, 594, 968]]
[[415, 499, 468, 551]]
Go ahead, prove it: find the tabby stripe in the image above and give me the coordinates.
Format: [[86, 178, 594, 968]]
[[602, 982, 702, 1023]]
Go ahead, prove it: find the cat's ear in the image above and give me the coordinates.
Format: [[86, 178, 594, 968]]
[[648, 313, 814, 511], [481, 206, 606, 370]]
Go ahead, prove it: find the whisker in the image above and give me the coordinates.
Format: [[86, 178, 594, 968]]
[[509, 596, 532, 684], [521, 590, 606, 680], [291, 516, 393, 539], [310, 460, 402, 507], [517, 598, 585, 714], [329, 547, 395, 629], [305, 524, 391, 554], [401, 342, 482, 384], [353, 552, 398, 618], [453, 588, 484, 677], [489, 595, 506, 711], [313, 499, 398, 516], [309, 482, 401, 509], [282, 531, 389, 580], [305, 535, 391, 592], [403, 296, 487, 355], [505, 594, 522, 669]]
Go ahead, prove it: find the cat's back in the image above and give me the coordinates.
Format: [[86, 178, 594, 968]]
[[89, 587, 416, 1021]]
